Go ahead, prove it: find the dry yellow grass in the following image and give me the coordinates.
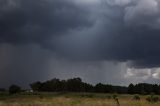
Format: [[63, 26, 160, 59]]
[[0, 93, 159, 106]]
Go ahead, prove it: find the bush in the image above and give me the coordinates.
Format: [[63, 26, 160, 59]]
[[146, 95, 159, 103], [152, 96, 159, 102], [9, 85, 21, 94], [133, 95, 140, 100], [146, 96, 152, 102], [114, 97, 120, 106], [112, 94, 117, 99]]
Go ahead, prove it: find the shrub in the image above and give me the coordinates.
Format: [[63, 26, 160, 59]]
[[114, 97, 120, 106], [146, 96, 152, 102], [146, 95, 159, 103], [152, 96, 159, 102], [9, 85, 21, 94], [112, 94, 117, 99], [133, 95, 140, 101], [112, 94, 120, 106]]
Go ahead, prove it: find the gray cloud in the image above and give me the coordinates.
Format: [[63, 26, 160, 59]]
[[1, 0, 160, 87], [0, 0, 93, 46], [1, 0, 160, 66]]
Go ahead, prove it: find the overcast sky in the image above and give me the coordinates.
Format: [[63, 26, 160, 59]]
[[0, 0, 160, 88]]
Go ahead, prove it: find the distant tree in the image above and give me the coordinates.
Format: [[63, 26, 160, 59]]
[[9, 85, 21, 94], [82, 83, 94, 92], [128, 83, 134, 94], [114, 86, 128, 94], [0, 88, 6, 92], [66, 78, 83, 92], [134, 83, 153, 94], [29, 77, 160, 95], [95, 83, 106, 93], [153, 84, 159, 94], [41, 78, 62, 92], [30, 81, 42, 91]]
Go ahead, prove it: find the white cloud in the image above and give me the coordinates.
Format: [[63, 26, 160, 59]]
[[125, 68, 151, 79], [152, 68, 160, 79]]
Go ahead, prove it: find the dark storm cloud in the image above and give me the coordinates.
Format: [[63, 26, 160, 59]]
[[52, 0, 160, 68], [101, 27, 160, 68], [1, 0, 160, 68], [99, 0, 160, 68], [0, 0, 93, 46], [2, 0, 160, 88]]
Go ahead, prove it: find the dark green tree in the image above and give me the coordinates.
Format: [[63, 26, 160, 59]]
[[9, 85, 21, 94], [30, 81, 42, 91], [128, 83, 135, 94]]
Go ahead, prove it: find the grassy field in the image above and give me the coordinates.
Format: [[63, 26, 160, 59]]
[[0, 92, 159, 106]]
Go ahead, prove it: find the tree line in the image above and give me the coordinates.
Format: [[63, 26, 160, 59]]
[[128, 83, 160, 95], [29, 77, 160, 95]]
